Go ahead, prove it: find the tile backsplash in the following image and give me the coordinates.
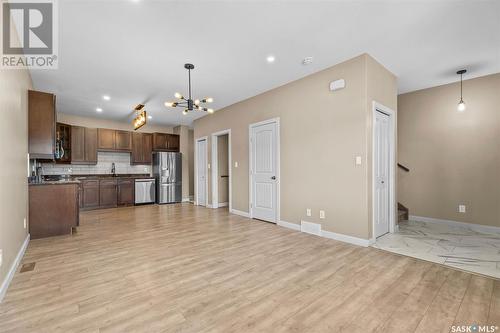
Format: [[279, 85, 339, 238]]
[[41, 152, 151, 175]]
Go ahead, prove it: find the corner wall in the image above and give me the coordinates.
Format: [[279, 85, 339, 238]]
[[398, 73, 500, 228], [0, 66, 32, 298], [194, 54, 397, 240]]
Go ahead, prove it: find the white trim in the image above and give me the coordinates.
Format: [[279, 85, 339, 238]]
[[277, 220, 301, 231], [182, 197, 191, 203], [218, 202, 229, 207], [248, 117, 281, 223], [409, 215, 500, 235], [321, 229, 371, 247], [211, 129, 232, 211], [1, 234, 30, 302], [275, 220, 370, 247], [371, 101, 396, 243], [230, 209, 250, 218], [194, 136, 209, 207]]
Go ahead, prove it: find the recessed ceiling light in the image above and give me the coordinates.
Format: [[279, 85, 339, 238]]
[[96, 107, 103, 112], [266, 55, 275, 63], [147, 115, 152, 119], [102, 95, 111, 101]]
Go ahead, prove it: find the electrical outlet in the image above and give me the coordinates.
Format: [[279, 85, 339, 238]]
[[355, 156, 362, 165], [24, 218, 27, 229], [306, 208, 312, 217], [459, 205, 466, 213], [319, 210, 325, 219], [234, 162, 238, 168]]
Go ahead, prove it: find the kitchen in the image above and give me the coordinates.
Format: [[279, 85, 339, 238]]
[[28, 90, 193, 240]]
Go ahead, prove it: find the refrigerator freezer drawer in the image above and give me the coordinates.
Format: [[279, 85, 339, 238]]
[[158, 183, 182, 204]]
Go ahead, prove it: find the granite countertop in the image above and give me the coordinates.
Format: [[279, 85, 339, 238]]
[[29, 174, 153, 186], [29, 180, 81, 186], [71, 174, 152, 180]]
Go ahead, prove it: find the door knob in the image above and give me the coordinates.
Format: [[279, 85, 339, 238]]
[[271, 176, 276, 180], [381, 180, 385, 184]]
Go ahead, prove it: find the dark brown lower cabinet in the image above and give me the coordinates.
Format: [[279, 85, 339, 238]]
[[117, 179, 134, 206], [81, 179, 99, 209], [29, 183, 79, 239], [99, 179, 118, 208]]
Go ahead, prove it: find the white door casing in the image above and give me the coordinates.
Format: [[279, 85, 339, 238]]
[[250, 119, 279, 223], [374, 110, 390, 238], [211, 129, 232, 211], [196, 138, 208, 206]]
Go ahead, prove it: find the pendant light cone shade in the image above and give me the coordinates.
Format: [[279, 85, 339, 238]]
[[457, 69, 466, 112]]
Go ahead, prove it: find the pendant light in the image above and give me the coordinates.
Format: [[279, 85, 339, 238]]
[[457, 69, 466, 112], [164, 64, 214, 115]]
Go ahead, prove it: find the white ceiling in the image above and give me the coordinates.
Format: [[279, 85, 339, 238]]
[[30, 0, 500, 127]]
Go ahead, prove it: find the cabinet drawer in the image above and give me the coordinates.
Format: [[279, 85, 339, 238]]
[[81, 179, 99, 187], [99, 179, 118, 187]]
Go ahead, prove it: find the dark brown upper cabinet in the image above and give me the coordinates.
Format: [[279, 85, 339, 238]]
[[29, 90, 56, 159], [115, 130, 132, 150], [131, 132, 153, 164], [98, 128, 116, 150], [71, 126, 97, 164], [55, 122, 72, 164], [152, 133, 180, 152]]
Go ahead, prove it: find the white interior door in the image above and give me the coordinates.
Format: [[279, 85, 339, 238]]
[[251, 121, 278, 223], [374, 111, 390, 237], [197, 139, 207, 206]]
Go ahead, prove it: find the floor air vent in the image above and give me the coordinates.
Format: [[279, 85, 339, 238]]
[[20, 262, 36, 273], [301, 221, 322, 236]]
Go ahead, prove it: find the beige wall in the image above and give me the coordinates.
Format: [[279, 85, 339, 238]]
[[194, 54, 397, 239], [174, 125, 192, 200], [188, 129, 194, 197], [398, 73, 500, 228], [0, 59, 32, 292], [217, 134, 229, 204], [57, 113, 174, 134]]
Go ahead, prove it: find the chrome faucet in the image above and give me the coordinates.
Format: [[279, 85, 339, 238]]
[[111, 162, 116, 176]]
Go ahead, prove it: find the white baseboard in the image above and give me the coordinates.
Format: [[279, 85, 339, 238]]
[[277, 220, 300, 231], [207, 204, 213, 208], [276, 220, 369, 247], [321, 229, 371, 247], [218, 202, 229, 207], [182, 197, 191, 203], [0, 233, 30, 302], [409, 215, 500, 234], [230, 209, 250, 218]]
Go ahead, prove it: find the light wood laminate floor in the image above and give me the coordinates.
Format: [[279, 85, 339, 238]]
[[1, 204, 499, 332]]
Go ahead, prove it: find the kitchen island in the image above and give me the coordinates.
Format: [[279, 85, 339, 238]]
[[29, 181, 80, 239]]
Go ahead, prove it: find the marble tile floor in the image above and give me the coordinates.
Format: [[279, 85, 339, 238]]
[[372, 220, 500, 279]]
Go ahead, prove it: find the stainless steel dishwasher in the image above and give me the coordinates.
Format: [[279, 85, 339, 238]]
[[134, 178, 156, 205]]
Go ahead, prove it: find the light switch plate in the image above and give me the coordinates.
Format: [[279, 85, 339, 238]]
[[234, 162, 238, 168], [24, 218, 26, 229], [355, 156, 362, 165], [319, 210, 325, 219], [207, 163, 211, 169], [306, 208, 312, 217], [459, 205, 466, 213]]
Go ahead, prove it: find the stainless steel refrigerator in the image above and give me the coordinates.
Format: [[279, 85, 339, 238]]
[[153, 152, 182, 204]]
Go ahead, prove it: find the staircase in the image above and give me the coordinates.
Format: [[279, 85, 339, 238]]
[[397, 163, 410, 223], [398, 202, 409, 223]]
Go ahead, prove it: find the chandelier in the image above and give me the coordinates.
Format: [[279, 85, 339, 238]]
[[164, 63, 214, 115]]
